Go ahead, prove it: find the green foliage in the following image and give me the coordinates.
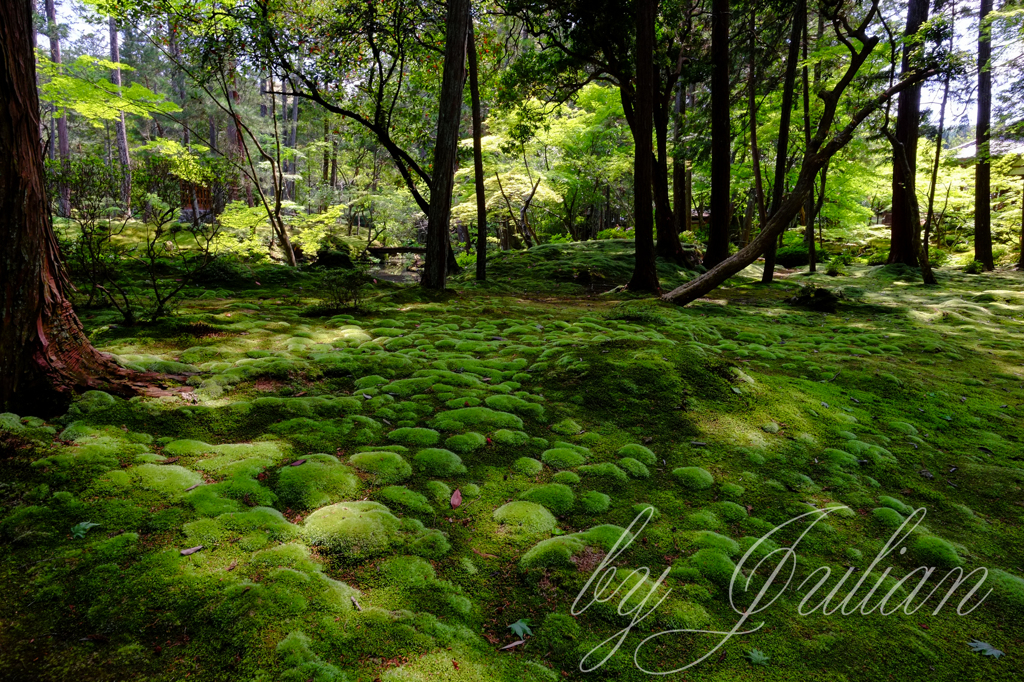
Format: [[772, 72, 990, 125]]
[[71, 521, 101, 539], [508, 619, 533, 638]]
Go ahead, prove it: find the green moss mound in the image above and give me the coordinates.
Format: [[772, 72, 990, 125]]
[[276, 456, 361, 509], [541, 448, 585, 469], [412, 448, 467, 476], [491, 429, 531, 446], [616, 443, 657, 465], [673, 466, 714, 490], [519, 483, 575, 515], [910, 535, 963, 568], [617, 457, 650, 478], [444, 431, 486, 453], [493, 501, 557, 534], [347, 451, 412, 484], [303, 501, 402, 559], [512, 457, 544, 475], [386, 427, 440, 446], [378, 486, 434, 515], [579, 490, 611, 513], [552, 471, 580, 485]]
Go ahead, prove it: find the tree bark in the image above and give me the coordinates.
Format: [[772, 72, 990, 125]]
[[762, 0, 805, 283], [924, 10, 952, 282], [747, 13, 767, 235], [672, 81, 688, 234], [653, 87, 685, 262], [109, 17, 132, 214], [974, 0, 994, 269], [421, 0, 470, 289], [468, 24, 488, 281], [801, 13, 815, 272], [44, 0, 70, 217], [706, 0, 730, 267], [887, 0, 929, 266], [1, 0, 147, 416], [628, 0, 660, 292]]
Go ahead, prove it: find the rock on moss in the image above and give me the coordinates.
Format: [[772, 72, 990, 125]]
[[493, 501, 557, 534], [387, 427, 441, 447], [348, 451, 412, 484], [579, 490, 611, 513], [413, 449, 467, 476], [519, 484, 575, 515], [673, 466, 714, 490], [541, 448, 585, 469], [304, 501, 403, 559], [512, 457, 544, 475], [616, 444, 657, 465]]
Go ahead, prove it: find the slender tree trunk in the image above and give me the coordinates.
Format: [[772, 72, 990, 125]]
[[628, 0, 659, 291], [421, 0, 470, 289], [887, 0, 929, 266], [706, 0, 731, 267], [1, 0, 147, 416], [654, 90, 685, 262], [762, 0, 805, 283], [801, 15, 815, 272], [673, 81, 687, 234], [468, 24, 488, 281], [1018, 176, 1024, 270], [747, 14, 767, 233], [321, 118, 330, 185], [109, 17, 131, 214], [975, 0, 994, 269], [924, 39, 951, 281], [45, 0, 70, 216]]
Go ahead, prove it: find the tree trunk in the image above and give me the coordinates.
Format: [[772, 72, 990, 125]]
[[628, 0, 659, 292], [672, 81, 687, 234], [286, 90, 299, 199], [706, 0, 730, 267], [1, 0, 148, 416], [747, 13, 767, 234], [109, 17, 132, 214], [762, 0, 805, 283], [321, 118, 330, 185], [924, 18, 952, 282], [974, 0, 994, 269], [469, 24, 488, 281], [887, 0, 929, 266], [44, 0, 70, 217], [801, 14, 815, 272], [653, 85, 685, 262], [421, 0, 470, 289]]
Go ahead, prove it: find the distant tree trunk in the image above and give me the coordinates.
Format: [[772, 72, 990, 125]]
[[747, 13, 767, 234], [286, 91, 299, 199], [321, 118, 330, 185], [887, 0, 929, 266], [706, 0, 730, 267], [469, 24, 488, 281], [1, 0, 144, 416], [801, 14, 815, 272], [109, 17, 132, 214], [923, 26, 952, 282], [974, 0, 994, 270], [762, 0, 804, 283], [672, 81, 688, 234], [44, 0, 70, 217], [421, 0, 470, 289], [653, 84, 685, 262], [628, 0, 659, 292]]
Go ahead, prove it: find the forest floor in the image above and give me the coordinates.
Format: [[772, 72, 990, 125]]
[[2, 243, 1024, 682]]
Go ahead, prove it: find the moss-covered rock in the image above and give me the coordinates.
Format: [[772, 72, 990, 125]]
[[493, 501, 557, 534], [348, 451, 412, 484], [304, 501, 403, 559]]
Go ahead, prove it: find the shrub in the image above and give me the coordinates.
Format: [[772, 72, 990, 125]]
[[317, 266, 369, 310], [964, 260, 985, 274]]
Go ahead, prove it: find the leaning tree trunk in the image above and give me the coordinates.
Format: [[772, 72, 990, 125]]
[[469, 24, 488, 281], [974, 0, 994, 270], [109, 17, 132, 214], [706, 0, 731, 267], [628, 0, 660, 292], [887, 0, 929, 266], [0, 0, 144, 417], [421, 0, 471, 290], [762, 0, 805, 283]]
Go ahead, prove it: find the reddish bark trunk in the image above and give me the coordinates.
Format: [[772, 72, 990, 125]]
[[1, 0, 147, 416], [628, 0, 660, 292]]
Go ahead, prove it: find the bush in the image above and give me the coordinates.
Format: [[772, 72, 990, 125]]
[[964, 260, 985, 274], [317, 266, 369, 309], [775, 243, 810, 268]]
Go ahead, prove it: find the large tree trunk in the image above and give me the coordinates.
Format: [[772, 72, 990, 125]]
[[653, 89, 685, 262], [1, 0, 146, 416], [706, 0, 730, 267], [109, 17, 132, 214], [44, 0, 70, 217], [468, 24, 488, 281], [887, 0, 929, 266], [762, 0, 805, 283], [974, 0, 994, 270], [628, 0, 659, 292], [421, 0, 470, 289]]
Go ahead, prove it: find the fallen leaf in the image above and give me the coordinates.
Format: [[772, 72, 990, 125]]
[[180, 545, 205, 556], [472, 547, 498, 559], [452, 660, 460, 670], [290, 459, 306, 467], [160, 457, 180, 465], [227, 560, 237, 571], [184, 483, 202, 492], [499, 640, 526, 651], [451, 488, 462, 509]]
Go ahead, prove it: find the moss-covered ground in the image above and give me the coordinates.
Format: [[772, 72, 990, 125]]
[[2, 246, 1024, 681]]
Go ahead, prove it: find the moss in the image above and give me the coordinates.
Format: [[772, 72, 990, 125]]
[[579, 490, 611, 513], [444, 432, 486, 453], [276, 457, 361, 509], [878, 495, 914, 515], [692, 530, 740, 555], [910, 535, 963, 568], [616, 443, 657, 465], [617, 457, 650, 478], [685, 548, 737, 585], [823, 448, 858, 467], [673, 466, 714, 490], [578, 462, 628, 484], [484, 394, 546, 420], [989, 569, 1024, 610], [721, 482, 745, 498], [275, 630, 348, 682], [552, 471, 580, 485], [387, 427, 441, 447], [712, 500, 748, 522], [423, 480, 451, 503], [493, 501, 557, 534], [519, 483, 575, 515], [378, 486, 434, 515], [491, 429, 531, 446], [535, 612, 582, 653], [348, 451, 413, 484], [540, 448, 585, 469], [550, 418, 583, 436], [871, 507, 905, 528], [121, 464, 202, 495], [430, 406, 525, 431], [304, 501, 403, 559], [512, 457, 543, 475]]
